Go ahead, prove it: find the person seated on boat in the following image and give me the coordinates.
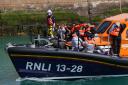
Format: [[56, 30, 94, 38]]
[[65, 24, 72, 40], [71, 33, 83, 51], [47, 9, 56, 38], [83, 38, 95, 53], [57, 24, 66, 41], [82, 26, 96, 53], [79, 24, 90, 40], [84, 25, 96, 38]]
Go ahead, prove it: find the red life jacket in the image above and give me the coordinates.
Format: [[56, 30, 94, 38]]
[[110, 27, 120, 36], [48, 18, 53, 25], [79, 30, 85, 36], [71, 25, 80, 33], [47, 15, 54, 26]]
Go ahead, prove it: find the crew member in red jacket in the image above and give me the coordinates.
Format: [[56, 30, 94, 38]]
[[47, 9, 55, 38]]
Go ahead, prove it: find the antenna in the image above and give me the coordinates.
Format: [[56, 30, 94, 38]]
[[119, 0, 122, 13]]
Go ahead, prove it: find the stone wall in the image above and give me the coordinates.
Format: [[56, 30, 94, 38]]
[[0, 0, 127, 16]]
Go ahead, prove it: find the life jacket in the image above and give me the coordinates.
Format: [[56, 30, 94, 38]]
[[48, 18, 53, 25], [79, 30, 85, 36], [71, 23, 87, 33], [110, 27, 120, 36], [47, 16, 55, 26], [84, 27, 91, 37], [84, 30, 92, 37], [85, 27, 91, 32], [71, 25, 80, 33]]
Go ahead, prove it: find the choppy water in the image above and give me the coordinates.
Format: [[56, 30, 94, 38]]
[[1, 36, 128, 85]]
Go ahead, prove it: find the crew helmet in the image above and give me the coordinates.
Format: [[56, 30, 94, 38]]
[[47, 9, 52, 16]]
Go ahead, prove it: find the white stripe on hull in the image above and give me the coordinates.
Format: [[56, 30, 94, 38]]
[[16, 74, 128, 82]]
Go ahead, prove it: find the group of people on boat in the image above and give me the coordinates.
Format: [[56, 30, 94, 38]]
[[46, 9, 123, 57]]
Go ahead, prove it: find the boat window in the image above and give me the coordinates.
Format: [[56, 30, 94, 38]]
[[97, 21, 111, 33], [120, 24, 126, 33]]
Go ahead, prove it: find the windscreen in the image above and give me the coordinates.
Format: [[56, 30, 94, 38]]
[[97, 21, 111, 33]]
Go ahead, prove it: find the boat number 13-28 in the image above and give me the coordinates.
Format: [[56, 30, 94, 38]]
[[56, 64, 83, 72]]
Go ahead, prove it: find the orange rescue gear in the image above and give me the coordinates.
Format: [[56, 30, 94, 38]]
[[71, 23, 87, 33]]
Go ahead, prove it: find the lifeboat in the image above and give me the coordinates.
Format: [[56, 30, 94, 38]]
[[6, 13, 128, 80]]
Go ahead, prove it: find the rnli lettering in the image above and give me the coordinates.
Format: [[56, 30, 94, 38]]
[[25, 62, 84, 73], [26, 62, 51, 71]]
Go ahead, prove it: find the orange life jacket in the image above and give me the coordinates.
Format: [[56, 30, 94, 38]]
[[110, 27, 120, 36], [71, 23, 87, 33]]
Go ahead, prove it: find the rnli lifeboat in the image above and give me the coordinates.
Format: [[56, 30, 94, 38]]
[[6, 13, 128, 80]]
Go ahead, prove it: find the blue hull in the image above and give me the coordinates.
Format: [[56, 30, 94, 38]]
[[8, 47, 128, 79]]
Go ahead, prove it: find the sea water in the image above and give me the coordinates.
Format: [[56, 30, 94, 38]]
[[0, 36, 128, 85]]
